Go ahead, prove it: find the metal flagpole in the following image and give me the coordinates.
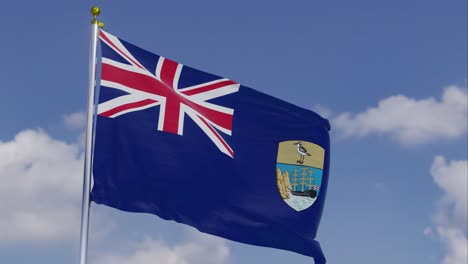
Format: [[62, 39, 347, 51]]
[[79, 6, 103, 264]]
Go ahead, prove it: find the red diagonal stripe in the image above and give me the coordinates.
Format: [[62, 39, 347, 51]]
[[184, 100, 233, 131], [100, 99, 157, 117], [198, 114, 234, 158], [100, 31, 144, 70], [181, 80, 237, 96]]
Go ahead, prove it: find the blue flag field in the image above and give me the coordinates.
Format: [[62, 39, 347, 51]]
[[91, 30, 331, 264]]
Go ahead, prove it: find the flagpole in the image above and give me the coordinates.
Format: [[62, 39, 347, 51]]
[[79, 6, 102, 264]]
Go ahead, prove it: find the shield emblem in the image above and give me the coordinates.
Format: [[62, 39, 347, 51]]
[[276, 140, 325, 211]]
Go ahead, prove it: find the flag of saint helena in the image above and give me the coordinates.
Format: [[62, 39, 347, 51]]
[[91, 29, 331, 264]]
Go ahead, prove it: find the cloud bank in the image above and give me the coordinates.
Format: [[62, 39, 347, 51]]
[[95, 233, 230, 264], [333, 85, 467, 144], [63, 111, 86, 130], [0, 129, 83, 243], [0, 125, 231, 264], [430, 156, 467, 264]]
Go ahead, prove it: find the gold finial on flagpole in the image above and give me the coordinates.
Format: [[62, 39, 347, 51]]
[[90, 6, 104, 28]]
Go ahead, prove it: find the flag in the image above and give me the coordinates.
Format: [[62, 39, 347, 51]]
[[91, 29, 331, 264]]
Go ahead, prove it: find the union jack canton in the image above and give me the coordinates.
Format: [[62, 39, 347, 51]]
[[98, 30, 240, 158]]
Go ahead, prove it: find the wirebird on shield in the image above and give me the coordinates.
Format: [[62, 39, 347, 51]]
[[295, 142, 311, 164]]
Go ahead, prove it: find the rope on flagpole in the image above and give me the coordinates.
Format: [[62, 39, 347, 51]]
[[79, 6, 103, 264]]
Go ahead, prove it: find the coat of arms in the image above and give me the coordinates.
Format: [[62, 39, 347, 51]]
[[276, 140, 325, 211]]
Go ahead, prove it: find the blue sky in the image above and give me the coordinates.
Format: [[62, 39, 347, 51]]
[[0, 1, 466, 264]]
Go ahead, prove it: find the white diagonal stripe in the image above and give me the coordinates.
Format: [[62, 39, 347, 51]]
[[178, 92, 234, 115], [108, 101, 161, 118], [177, 78, 232, 93], [183, 105, 233, 157], [102, 58, 154, 78], [98, 94, 147, 114], [205, 117, 232, 136], [101, 80, 166, 102], [186, 84, 240, 102], [100, 30, 146, 70]]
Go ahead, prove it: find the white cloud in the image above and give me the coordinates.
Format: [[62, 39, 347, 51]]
[[431, 156, 468, 225], [430, 156, 467, 264], [63, 111, 87, 130], [95, 233, 230, 264], [63, 111, 87, 149], [437, 227, 468, 264], [312, 104, 333, 119], [0, 129, 83, 243], [424, 227, 434, 238], [333, 85, 467, 144]]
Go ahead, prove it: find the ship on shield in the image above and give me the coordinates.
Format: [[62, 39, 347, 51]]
[[276, 140, 325, 211]]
